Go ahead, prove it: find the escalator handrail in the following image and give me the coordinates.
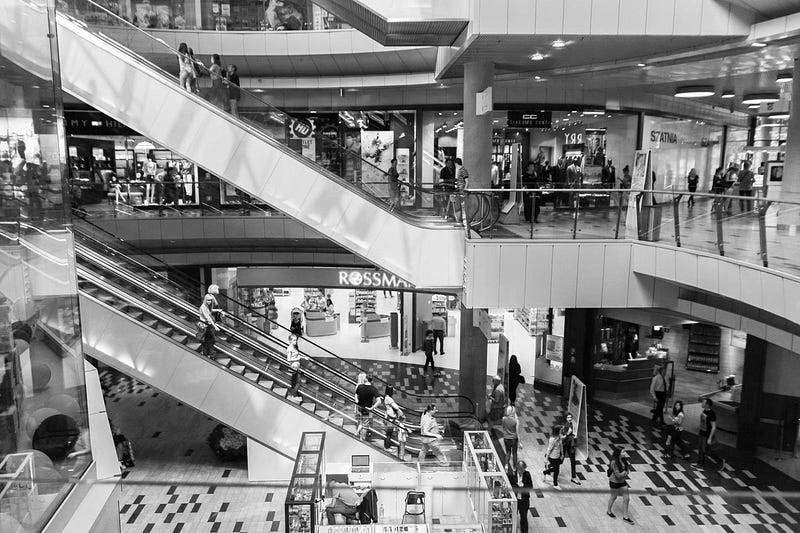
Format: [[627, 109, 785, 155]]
[[58, 1, 461, 230], [72, 216, 477, 413]]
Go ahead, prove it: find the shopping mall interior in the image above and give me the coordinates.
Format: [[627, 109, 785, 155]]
[[2, 0, 800, 532]]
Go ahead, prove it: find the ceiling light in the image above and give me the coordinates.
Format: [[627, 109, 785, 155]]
[[552, 39, 566, 49], [534, 75, 541, 80], [749, 104, 760, 109], [720, 90, 735, 99], [777, 72, 793, 83], [674, 85, 715, 98], [751, 42, 767, 48], [767, 113, 790, 119], [583, 111, 605, 115], [530, 52, 544, 61], [252, 88, 264, 93], [637, 63, 646, 67], [742, 92, 780, 105]]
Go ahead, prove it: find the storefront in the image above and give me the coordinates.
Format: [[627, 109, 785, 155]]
[[210, 266, 459, 360]]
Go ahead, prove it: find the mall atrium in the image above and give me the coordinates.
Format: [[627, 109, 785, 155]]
[[1, 0, 800, 532]]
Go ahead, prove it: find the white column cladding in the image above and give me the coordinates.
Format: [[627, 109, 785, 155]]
[[781, 58, 800, 195], [462, 61, 494, 189]]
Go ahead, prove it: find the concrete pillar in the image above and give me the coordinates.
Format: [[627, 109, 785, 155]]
[[737, 335, 767, 454], [563, 309, 597, 399], [782, 58, 800, 195], [458, 305, 488, 419], [462, 61, 494, 189]]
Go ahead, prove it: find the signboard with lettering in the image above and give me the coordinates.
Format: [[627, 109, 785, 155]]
[[65, 111, 138, 136], [236, 267, 413, 290], [507, 111, 552, 128]]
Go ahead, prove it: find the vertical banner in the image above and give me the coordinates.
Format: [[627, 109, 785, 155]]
[[401, 291, 413, 356], [497, 334, 509, 394], [626, 150, 650, 238], [568, 376, 589, 459], [301, 138, 315, 160], [360, 131, 394, 198], [396, 147, 411, 204]]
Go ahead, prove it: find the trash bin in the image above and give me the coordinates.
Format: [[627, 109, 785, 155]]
[[638, 204, 663, 241]]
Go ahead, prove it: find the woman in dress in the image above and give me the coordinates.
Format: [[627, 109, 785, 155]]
[[177, 43, 194, 91], [607, 448, 634, 524]]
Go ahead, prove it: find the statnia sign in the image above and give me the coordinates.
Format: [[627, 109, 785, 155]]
[[338, 270, 411, 289]]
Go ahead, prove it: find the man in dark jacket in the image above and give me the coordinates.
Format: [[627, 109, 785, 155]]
[[508, 460, 533, 532]]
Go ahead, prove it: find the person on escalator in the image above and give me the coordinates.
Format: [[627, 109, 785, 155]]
[[226, 64, 241, 118], [286, 334, 306, 402], [199, 294, 220, 356], [177, 43, 195, 92], [355, 373, 381, 441]]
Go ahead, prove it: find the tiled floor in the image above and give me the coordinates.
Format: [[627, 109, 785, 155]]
[[101, 357, 800, 533]]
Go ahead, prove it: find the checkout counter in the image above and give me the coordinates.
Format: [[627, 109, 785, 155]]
[[593, 349, 669, 398], [306, 310, 341, 337], [361, 313, 391, 340]]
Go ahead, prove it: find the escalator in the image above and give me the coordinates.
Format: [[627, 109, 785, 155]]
[[0, 0, 466, 289], [74, 219, 480, 463]]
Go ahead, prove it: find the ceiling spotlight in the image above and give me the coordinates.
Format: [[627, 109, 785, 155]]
[[552, 39, 566, 49], [751, 42, 767, 48], [674, 85, 715, 98], [534, 75, 542, 80], [720, 90, 735, 99], [742, 92, 780, 105], [777, 72, 793, 83], [637, 63, 646, 67], [530, 52, 544, 61]]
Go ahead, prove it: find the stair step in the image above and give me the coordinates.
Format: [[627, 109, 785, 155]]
[[301, 402, 316, 413], [315, 410, 330, 419], [172, 333, 188, 343], [215, 358, 231, 367], [243, 372, 259, 381], [273, 387, 288, 397], [229, 365, 245, 373]]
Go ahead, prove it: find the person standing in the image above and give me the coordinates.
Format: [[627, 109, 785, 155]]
[[143, 155, 157, 204], [430, 314, 446, 354], [355, 374, 381, 441], [286, 334, 305, 401], [226, 64, 241, 117], [650, 365, 667, 425], [487, 375, 506, 427], [508, 355, 522, 406], [208, 54, 226, 109], [501, 405, 519, 468], [694, 398, 725, 470], [606, 448, 634, 524], [422, 329, 436, 374], [177, 43, 195, 91], [738, 161, 755, 212], [686, 168, 699, 207], [561, 412, 580, 485], [439, 158, 456, 191], [383, 385, 402, 449], [508, 460, 532, 533], [542, 426, 564, 489], [387, 158, 400, 210], [664, 400, 690, 459], [199, 294, 220, 356], [521, 163, 540, 223], [454, 157, 470, 191], [418, 405, 448, 466]]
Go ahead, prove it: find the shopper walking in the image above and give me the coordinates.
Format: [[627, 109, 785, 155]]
[[199, 293, 220, 356], [542, 425, 564, 488], [508, 355, 522, 406], [738, 161, 755, 212], [650, 365, 667, 425], [387, 158, 400, 210], [418, 404, 448, 466], [382, 385, 403, 449], [454, 157, 470, 190], [177, 43, 195, 91], [561, 412, 580, 485], [487, 375, 506, 428], [226, 64, 241, 117], [422, 329, 436, 374], [188, 48, 201, 93], [286, 334, 306, 401], [694, 398, 725, 470], [501, 405, 519, 468], [606, 448, 634, 524], [521, 163, 538, 223], [430, 314, 446, 354], [686, 168, 699, 207], [208, 54, 226, 109], [664, 400, 690, 459], [355, 374, 381, 441], [508, 460, 532, 533]]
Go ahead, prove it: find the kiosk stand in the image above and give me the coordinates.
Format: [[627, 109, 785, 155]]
[[285, 432, 326, 533], [463, 432, 516, 533]]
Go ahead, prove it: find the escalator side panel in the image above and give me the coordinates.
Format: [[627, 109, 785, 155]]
[[53, 15, 465, 289], [79, 294, 396, 464]]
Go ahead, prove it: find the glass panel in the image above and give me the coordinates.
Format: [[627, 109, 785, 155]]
[[0, 0, 92, 528], [300, 433, 323, 452], [289, 477, 315, 502], [295, 453, 320, 474]]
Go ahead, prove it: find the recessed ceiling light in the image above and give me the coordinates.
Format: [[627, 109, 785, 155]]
[[530, 52, 544, 61], [637, 63, 646, 67], [777, 72, 793, 83], [751, 42, 767, 48], [552, 39, 566, 49], [720, 90, 735, 99], [768, 113, 790, 119], [252, 88, 264, 93], [534, 75, 541, 80], [583, 111, 605, 115], [748, 104, 760, 109], [742, 92, 780, 104], [674, 85, 715, 98]]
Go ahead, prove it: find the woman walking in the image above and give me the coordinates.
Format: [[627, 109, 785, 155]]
[[177, 43, 195, 91], [383, 385, 403, 450], [561, 413, 580, 485], [502, 405, 519, 468], [686, 168, 699, 207], [418, 405, 448, 466], [607, 448, 634, 524], [199, 293, 220, 356], [508, 355, 522, 406], [664, 400, 690, 459], [542, 425, 564, 488]]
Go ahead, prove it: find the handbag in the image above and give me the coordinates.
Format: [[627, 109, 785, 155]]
[[195, 321, 208, 340]]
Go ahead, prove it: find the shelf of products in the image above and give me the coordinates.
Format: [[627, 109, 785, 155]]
[[513, 308, 549, 336], [488, 313, 504, 343], [463, 431, 516, 533], [687, 323, 721, 373], [303, 288, 327, 312], [348, 290, 376, 323], [431, 294, 448, 317], [285, 432, 325, 533]]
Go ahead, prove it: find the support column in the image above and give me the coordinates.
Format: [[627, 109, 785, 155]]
[[737, 335, 767, 454], [563, 309, 597, 400], [782, 58, 800, 195], [458, 305, 488, 419], [462, 61, 494, 189]]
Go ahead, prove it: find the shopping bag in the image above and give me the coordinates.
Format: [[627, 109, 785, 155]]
[[195, 321, 208, 340]]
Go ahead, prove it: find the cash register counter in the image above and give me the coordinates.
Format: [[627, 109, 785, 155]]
[[593, 356, 667, 398], [306, 311, 341, 337], [361, 313, 391, 339]]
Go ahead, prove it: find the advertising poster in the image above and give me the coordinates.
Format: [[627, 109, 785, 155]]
[[396, 148, 411, 203], [630, 150, 650, 192], [545, 334, 563, 362], [585, 129, 607, 166], [301, 138, 315, 160], [568, 376, 589, 459], [360, 131, 394, 198], [496, 334, 509, 393]]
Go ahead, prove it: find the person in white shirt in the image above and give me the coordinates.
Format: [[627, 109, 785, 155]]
[[418, 405, 448, 466], [650, 366, 667, 425], [286, 334, 306, 401]]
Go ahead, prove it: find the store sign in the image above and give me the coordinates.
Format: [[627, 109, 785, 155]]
[[507, 111, 552, 128], [237, 267, 413, 290], [564, 132, 583, 145], [289, 118, 315, 139], [649, 130, 678, 144], [64, 111, 138, 136]]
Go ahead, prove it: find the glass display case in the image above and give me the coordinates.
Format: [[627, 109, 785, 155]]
[[463, 431, 516, 533], [285, 432, 326, 533]]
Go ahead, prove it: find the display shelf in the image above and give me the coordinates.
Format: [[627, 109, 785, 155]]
[[687, 323, 721, 373], [348, 290, 376, 323], [285, 432, 326, 533], [488, 313, 504, 343], [513, 308, 548, 336], [431, 294, 448, 317], [463, 431, 516, 533]]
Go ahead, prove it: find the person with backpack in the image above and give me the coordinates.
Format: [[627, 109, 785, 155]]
[[382, 385, 403, 450], [606, 448, 634, 524], [542, 425, 564, 488]]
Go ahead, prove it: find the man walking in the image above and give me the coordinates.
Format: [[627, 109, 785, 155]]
[[422, 329, 437, 374], [694, 398, 725, 470], [430, 314, 446, 355], [650, 366, 667, 425], [508, 460, 532, 533]]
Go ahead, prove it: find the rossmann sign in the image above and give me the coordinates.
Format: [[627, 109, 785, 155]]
[[237, 267, 414, 290]]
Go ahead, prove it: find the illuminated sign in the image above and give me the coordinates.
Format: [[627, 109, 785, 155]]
[[236, 267, 414, 290], [507, 110, 552, 128], [338, 270, 410, 288]]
